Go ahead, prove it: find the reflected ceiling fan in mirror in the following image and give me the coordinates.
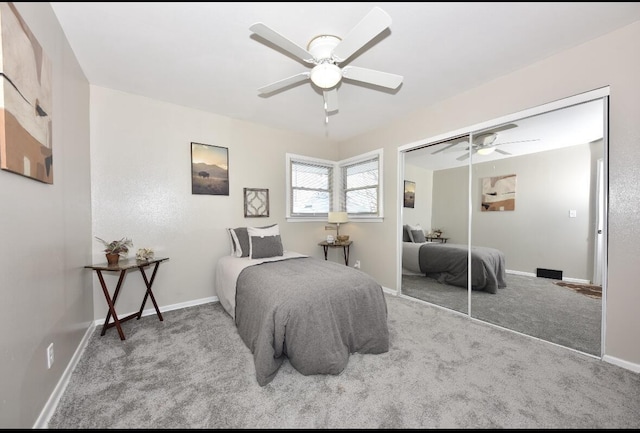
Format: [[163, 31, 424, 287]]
[[432, 124, 540, 161], [249, 7, 403, 123]]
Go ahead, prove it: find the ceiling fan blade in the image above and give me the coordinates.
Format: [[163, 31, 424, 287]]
[[495, 149, 512, 155], [430, 137, 470, 154], [250, 23, 315, 64], [482, 123, 518, 134], [431, 142, 461, 154], [456, 152, 471, 161], [332, 7, 392, 63], [323, 89, 339, 113], [258, 72, 310, 94], [444, 145, 471, 154], [493, 138, 540, 146], [341, 66, 402, 89]]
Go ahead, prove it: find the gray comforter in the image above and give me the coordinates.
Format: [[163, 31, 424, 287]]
[[235, 256, 389, 386], [418, 242, 507, 293]]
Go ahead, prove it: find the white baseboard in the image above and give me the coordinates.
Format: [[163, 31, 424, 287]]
[[603, 354, 640, 373], [382, 286, 398, 296], [35, 296, 219, 428], [506, 269, 590, 284], [34, 323, 96, 429], [91, 295, 219, 327]]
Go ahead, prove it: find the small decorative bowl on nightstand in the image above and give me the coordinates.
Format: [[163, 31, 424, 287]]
[[336, 235, 350, 243]]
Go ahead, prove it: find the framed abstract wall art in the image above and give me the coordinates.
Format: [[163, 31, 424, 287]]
[[0, 3, 54, 184], [481, 174, 516, 211], [191, 142, 229, 195], [244, 188, 269, 218]]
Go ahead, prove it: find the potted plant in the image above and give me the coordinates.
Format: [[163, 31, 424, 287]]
[[96, 237, 133, 265]]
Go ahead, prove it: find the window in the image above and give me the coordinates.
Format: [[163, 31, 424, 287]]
[[286, 149, 383, 221], [340, 154, 381, 216], [287, 155, 334, 217]]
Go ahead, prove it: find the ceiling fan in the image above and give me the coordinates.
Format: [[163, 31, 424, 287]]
[[431, 124, 539, 161], [249, 7, 403, 122]]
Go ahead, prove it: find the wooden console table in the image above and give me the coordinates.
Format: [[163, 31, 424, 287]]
[[85, 257, 169, 340]]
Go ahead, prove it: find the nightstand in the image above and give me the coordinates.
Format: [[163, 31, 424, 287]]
[[318, 240, 352, 266]]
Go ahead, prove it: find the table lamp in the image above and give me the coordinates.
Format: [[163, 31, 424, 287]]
[[328, 212, 349, 241]]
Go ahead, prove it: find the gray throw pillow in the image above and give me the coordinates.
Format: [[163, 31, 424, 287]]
[[250, 235, 284, 259], [229, 224, 276, 258], [411, 230, 426, 243], [403, 225, 411, 242]]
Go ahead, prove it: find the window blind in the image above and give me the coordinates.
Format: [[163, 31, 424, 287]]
[[290, 159, 333, 216]]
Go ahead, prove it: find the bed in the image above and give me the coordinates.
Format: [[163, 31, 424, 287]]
[[215, 224, 389, 386], [402, 240, 507, 293]]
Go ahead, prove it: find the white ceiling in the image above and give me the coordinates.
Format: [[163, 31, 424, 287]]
[[49, 2, 640, 142]]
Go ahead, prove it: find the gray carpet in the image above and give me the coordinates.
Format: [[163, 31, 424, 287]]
[[402, 273, 602, 356], [47, 294, 639, 429]]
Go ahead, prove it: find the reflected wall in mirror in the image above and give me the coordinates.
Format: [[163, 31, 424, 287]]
[[400, 97, 606, 357], [469, 100, 604, 356], [401, 136, 470, 315]]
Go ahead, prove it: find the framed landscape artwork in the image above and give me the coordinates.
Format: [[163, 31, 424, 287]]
[[244, 188, 269, 218], [0, 3, 54, 184], [404, 180, 415, 208], [481, 174, 516, 211], [191, 142, 229, 195]]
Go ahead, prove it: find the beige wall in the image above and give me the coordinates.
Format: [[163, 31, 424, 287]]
[[0, 3, 92, 428], [341, 21, 640, 370], [3, 3, 639, 428], [88, 86, 340, 320]]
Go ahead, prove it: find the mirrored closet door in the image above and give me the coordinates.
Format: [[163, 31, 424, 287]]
[[400, 95, 606, 357], [402, 136, 470, 315]]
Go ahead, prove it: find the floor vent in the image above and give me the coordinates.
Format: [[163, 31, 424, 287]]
[[537, 268, 563, 280]]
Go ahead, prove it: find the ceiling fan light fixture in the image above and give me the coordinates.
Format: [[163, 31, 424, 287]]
[[310, 63, 342, 89], [477, 147, 496, 156]]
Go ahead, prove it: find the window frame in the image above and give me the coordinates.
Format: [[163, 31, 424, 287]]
[[286, 149, 383, 222], [286, 153, 335, 221]]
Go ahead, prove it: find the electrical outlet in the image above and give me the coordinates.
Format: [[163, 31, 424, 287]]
[[47, 343, 54, 369], [354, 260, 361, 269]]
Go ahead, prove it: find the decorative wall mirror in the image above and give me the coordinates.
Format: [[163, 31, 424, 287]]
[[399, 92, 607, 357]]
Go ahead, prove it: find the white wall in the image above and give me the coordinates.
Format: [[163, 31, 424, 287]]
[[88, 86, 341, 319], [0, 3, 91, 428], [340, 21, 640, 367]]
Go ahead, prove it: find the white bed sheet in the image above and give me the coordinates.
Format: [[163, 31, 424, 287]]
[[214, 251, 308, 319]]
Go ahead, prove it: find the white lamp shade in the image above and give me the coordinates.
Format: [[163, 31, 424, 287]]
[[310, 63, 342, 89], [328, 211, 349, 224]]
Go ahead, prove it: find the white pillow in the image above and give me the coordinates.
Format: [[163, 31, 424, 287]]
[[247, 224, 279, 237], [228, 228, 243, 257], [227, 228, 235, 256], [407, 224, 423, 243]]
